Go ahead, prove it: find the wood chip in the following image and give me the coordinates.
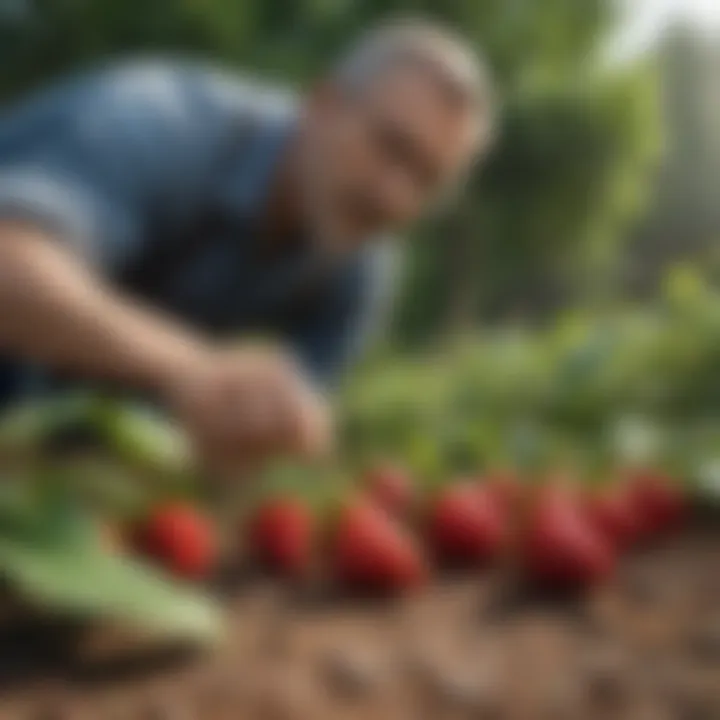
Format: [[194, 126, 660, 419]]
[[687, 620, 720, 664], [321, 648, 383, 700], [580, 648, 632, 709]]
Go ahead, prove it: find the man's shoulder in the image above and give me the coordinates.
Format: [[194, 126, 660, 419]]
[[0, 57, 295, 135], [83, 56, 297, 124]]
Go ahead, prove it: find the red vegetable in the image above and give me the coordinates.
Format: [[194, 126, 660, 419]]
[[482, 469, 524, 516], [426, 482, 507, 566], [521, 486, 615, 590], [248, 498, 314, 578], [627, 469, 687, 537], [585, 484, 641, 552], [136, 502, 217, 580], [364, 463, 415, 517], [331, 499, 428, 594]]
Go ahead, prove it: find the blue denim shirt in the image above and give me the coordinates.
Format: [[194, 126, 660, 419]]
[[0, 59, 396, 401]]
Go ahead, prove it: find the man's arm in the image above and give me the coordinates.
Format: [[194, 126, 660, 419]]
[[0, 221, 208, 393], [0, 63, 331, 465], [0, 220, 330, 465]]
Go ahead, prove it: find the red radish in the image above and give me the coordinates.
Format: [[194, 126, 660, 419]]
[[627, 469, 686, 537], [521, 486, 615, 590], [247, 498, 314, 578], [331, 499, 428, 594], [364, 463, 415, 517], [426, 483, 507, 566], [135, 502, 217, 580], [482, 469, 523, 515], [584, 484, 641, 552]]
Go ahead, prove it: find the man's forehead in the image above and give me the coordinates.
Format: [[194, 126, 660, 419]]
[[361, 65, 483, 150], [360, 61, 475, 111]]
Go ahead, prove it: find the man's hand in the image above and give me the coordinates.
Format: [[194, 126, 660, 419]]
[[0, 224, 332, 473], [162, 345, 333, 472]]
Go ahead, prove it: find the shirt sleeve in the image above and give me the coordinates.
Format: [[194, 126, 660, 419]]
[[0, 60, 236, 271], [290, 242, 400, 390]]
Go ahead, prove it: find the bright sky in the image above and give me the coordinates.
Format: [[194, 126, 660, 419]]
[[613, 0, 720, 60]]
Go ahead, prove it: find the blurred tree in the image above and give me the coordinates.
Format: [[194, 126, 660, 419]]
[[398, 69, 661, 342], [626, 26, 720, 298]]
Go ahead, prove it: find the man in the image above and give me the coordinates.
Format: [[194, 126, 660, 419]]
[[0, 19, 493, 470]]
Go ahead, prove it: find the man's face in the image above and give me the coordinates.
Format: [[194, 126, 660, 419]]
[[299, 64, 487, 253]]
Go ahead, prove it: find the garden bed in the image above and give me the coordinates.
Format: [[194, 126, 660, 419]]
[[0, 516, 717, 720]]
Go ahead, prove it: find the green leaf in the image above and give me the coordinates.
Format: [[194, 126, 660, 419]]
[[0, 393, 98, 454], [0, 538, 223, 643], [0, 490, 222, 643], [95, 401, 194, 479], [0, 481, 46, 539], [60, 459, 151, 516]]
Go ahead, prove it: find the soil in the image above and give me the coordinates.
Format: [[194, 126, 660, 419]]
[[0, 520, 717, 720]]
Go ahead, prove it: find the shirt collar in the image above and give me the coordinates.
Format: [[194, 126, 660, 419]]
[[219, 93, 298, 221]]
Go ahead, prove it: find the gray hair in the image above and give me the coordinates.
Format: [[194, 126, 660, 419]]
[[332, 17, 495, 143]]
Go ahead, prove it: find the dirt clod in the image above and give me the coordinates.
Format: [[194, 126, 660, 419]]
[[138, 697, 192, 720], [687, 620, 720, 664], [581, 648, 632, 709], [621, 568, 664, 605], [321, 649, 383, 700], [29, 706, 73, 720], [539, 676, 583, 720], [418, 665, 501, 717], [670, 689, 720, 720]]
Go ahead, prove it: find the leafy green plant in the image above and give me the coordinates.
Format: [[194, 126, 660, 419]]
[[0, 481, 222, 643]]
